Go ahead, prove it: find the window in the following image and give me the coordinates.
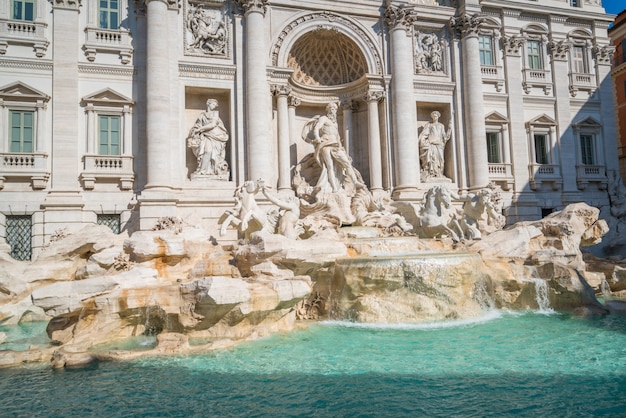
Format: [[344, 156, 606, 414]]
[[6, 215, 32, 261], [479, 35, 494, 65], [572, 46, 587, 73], [534, 134, 550, 164], [486, 132, 501, 163], [526, 40, 542, 70], [11, 0, 35, 21], [9, 110, 34, 153], [97, 214, 121, 234], [570, 0, 579, 6], [99, 0, 120, 30], [622, 39, 626, 63], [580, 134, 594, 165], [98, 115, 121, 155]]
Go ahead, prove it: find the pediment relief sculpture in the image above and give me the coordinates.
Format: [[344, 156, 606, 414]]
[[414, 31, 448, 75], [186, 5, 227, 55]]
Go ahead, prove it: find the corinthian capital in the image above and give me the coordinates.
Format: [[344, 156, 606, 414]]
[[547, 40, 571, 61], [450, 13, 485, 38], [271, 84, 292, 97], [135, 0, 180, 13], [384, 4, 416, 31], [51, 0, 81, 9], [364, 90, 385, 103], [593, 44, 615, 66], [502, 35, 524, 56], [234, 0, 269, 16]]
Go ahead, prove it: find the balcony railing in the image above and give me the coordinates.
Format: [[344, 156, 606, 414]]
[[529, 163, 562, 190], [522, 68, 552, 95], [480, 65, 504, 92], [0, 152, 49, 189], [83, 27, 133, 64], [576, 164, 607, 190], [0, 19, 49, 57], [488, 163, 514, 191], [81, 154, 134, 190], [568, 72, 596, 97]]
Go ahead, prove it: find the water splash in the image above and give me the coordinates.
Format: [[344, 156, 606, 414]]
[[531, 278, 554, 314], [473, 280, 495, 310], [600, 279, 612, 301]]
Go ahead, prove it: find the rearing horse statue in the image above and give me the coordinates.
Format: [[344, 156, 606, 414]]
[[413, 185, 463, 242]]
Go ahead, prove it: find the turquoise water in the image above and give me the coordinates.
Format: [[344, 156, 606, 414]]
[[1, 311, 626, 416]]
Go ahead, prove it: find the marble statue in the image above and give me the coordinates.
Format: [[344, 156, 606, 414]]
[[187, 99, 229, 178], [418, 111, 452, 180], [351, 187, 413, 236], [261, 186, 303, 240], [186, 7, 227, 54], [302, 102, 365, 194], [455, 188, 506, 240], [219, 179, 270, 240]]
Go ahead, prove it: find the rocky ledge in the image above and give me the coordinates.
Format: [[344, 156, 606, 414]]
[[0, 202, 623, 368]]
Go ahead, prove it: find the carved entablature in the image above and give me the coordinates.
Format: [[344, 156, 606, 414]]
[[450, 13, 485, 39], [384, 5, 417, 32], [547, 39, 571, 61], [51, 0, 81, 9], [502, 35, 524, 56], [185, 3, 229, 57], [414, 29, 449, 75], [408, 0, 457, 6], [233, 0, 269, 16], [592, 44, 615, 66]]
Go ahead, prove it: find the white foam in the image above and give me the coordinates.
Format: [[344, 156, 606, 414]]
[[321, 310, 503, 331]]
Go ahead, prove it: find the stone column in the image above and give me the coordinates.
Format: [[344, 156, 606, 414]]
[[41, 0, 84, 239], [86, 104, 95, 154], [287, 95, 300, 178], [451, 13, 490, 190], [384, 4, 420, 196], [364, 91, 385, 192], [548, 39, 578, 200], [145, 0, 173, 189], [502, 35, 529, 194], [49, 0, 81, 192], [35, 101, 45, 153], [272, 84, 292, 194], [341, 99, 354, 158], [123, 105, 132, 155], [593, 44, 619, 175], [238, 0, 271, 183]]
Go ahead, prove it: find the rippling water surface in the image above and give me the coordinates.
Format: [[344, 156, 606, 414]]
[[2, 311, 626, 417]]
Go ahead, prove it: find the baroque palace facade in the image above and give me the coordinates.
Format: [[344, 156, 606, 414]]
[[0, 0, 618, 259]]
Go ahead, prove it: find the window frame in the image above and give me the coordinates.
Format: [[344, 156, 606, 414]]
[[526, 39, 543, 70], [11, 0, 35, 22], [98, 114, 121, 156], [579, 133, 594, 166], [533, 133, 550, 165], [9, 109, 35, 153], [98, 0, 120, 30], [479, 35, 494, 66], [571, 45, 588, 74], [486, 131, 502, 164]]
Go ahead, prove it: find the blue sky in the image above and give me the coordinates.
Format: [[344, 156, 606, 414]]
[[603, 0, 625, 15]]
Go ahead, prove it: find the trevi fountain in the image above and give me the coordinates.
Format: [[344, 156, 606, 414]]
[[2, 102, 626, 415]]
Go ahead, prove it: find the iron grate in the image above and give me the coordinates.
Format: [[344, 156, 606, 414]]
[[6, 215, 32, 261], [97, 214, 121, 234]]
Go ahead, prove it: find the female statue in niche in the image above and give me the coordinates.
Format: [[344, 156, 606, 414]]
[[418, 110, 452, 180], [187, 98, 230, 178]]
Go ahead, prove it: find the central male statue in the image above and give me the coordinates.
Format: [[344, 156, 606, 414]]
[[303, 102, 364, 193]]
